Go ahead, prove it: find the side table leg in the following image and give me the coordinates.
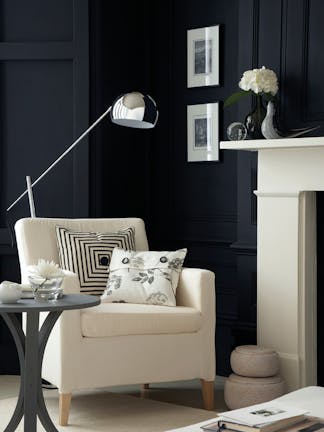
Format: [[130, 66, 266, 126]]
[[37, 311, 62, 432], [1, 313, 25, 432], [24, 311, 40, 431]]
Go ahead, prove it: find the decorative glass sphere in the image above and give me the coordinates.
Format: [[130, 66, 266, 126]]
[[227, 122, 247, 141]]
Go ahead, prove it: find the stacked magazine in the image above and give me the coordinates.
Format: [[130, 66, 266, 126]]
[[201, 402, 323, 432]]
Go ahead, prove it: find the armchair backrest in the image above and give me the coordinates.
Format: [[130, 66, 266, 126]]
[[15, 217, 149, 283]]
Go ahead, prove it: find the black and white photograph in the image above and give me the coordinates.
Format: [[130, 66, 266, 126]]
[[187, 25, 219, 87], [187, 103, 219, 162], [194, 117, 210, 148], [250, 408, 285, 417], [194, 39, 212, 75]]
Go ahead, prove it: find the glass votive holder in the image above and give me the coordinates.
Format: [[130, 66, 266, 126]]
[[28, 275, 63, 302]]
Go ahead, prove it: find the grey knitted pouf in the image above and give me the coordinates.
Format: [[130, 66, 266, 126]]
[[224, 373, 286, 410], [225, 345, 285, 409], [230, 345, 280, 378]]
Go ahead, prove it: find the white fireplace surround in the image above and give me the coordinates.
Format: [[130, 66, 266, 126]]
[[220, 136, 324, 391]]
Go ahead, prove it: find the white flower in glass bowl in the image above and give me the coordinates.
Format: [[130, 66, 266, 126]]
[[28, 259, 63, 279], [27, 259, 65, 302]]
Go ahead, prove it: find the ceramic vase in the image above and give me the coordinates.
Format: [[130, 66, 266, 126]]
[[245, 95, 266, 139]]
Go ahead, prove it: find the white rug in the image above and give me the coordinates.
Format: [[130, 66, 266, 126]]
[[0, 376, 224, 431]]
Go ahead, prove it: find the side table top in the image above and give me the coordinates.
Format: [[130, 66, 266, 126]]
[[0, 294, 100, 312]]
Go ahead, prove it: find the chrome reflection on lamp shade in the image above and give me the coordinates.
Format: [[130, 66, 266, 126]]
[[110, 92, 158, 129]]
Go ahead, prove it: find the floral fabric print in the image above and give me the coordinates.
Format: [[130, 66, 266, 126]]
[[101, 248, 187, 306]]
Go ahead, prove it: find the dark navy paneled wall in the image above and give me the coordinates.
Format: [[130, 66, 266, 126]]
[[90, 0, 152, 222]]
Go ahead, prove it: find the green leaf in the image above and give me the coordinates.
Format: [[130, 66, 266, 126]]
[[224, 90, 250, 108], [263, 93, 277, 103]]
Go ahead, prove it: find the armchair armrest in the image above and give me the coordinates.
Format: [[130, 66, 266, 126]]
[[176, 268, 216, 380], [61, 270, 81, 294], [176, 267, 215, 313], [41, 270, 84, 392]]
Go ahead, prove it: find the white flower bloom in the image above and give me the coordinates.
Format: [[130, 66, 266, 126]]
[[28, 259, 64, 279], [239, 66, 278, 96]]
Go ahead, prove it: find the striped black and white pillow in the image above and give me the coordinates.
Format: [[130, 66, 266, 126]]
[[56, 226, 135, 295]]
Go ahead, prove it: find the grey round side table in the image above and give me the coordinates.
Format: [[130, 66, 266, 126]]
[[0, 294, 100, 432]]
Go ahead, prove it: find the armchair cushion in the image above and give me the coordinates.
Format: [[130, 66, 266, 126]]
[[56, 226, 135, 295], [101, 248, 187, 306], [81, 303, 202, 337]]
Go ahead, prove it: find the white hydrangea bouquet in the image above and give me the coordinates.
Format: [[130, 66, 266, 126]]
[[27, 259, 65, 301], [224, 66, 278, 107]]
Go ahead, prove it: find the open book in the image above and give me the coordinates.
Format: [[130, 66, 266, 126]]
[[218, 403, 308, 426], [201, 402, 310, 432]]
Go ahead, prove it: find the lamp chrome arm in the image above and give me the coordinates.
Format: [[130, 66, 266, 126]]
[[7, 91, 159, 214], [26, 176, 36, 218], [7, 106, 111, 212]]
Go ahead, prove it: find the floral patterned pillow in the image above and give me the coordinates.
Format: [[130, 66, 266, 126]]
[[101, 248, 187, 306]]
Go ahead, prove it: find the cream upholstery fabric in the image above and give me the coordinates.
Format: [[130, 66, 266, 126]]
[[15, 218, 215, 399], [81, 303, 202, 337]]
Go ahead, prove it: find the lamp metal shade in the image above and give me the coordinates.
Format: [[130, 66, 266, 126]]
[[110, 92, 158, 129]]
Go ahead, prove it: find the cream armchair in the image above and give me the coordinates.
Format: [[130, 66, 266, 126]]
[[15, 217, 216, 426]]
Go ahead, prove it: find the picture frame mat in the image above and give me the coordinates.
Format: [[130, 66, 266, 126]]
[[187, 102, 219, 162], [187, 25, 219, 88]]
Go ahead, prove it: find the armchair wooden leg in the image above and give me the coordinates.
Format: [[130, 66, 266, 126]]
[[59, 393, 72, 426], [200, 379, 214, 410], [141, 384, 149, 390]]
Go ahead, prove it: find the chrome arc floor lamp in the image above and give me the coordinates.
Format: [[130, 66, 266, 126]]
[[7, 91, 158, 217]]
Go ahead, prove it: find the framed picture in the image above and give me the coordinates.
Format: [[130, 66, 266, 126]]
[[187, 25, 219, 88], [187, 102, 219, 162]]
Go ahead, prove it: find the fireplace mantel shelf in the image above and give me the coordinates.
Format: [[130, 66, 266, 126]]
[[220, 136, 324, 151]]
